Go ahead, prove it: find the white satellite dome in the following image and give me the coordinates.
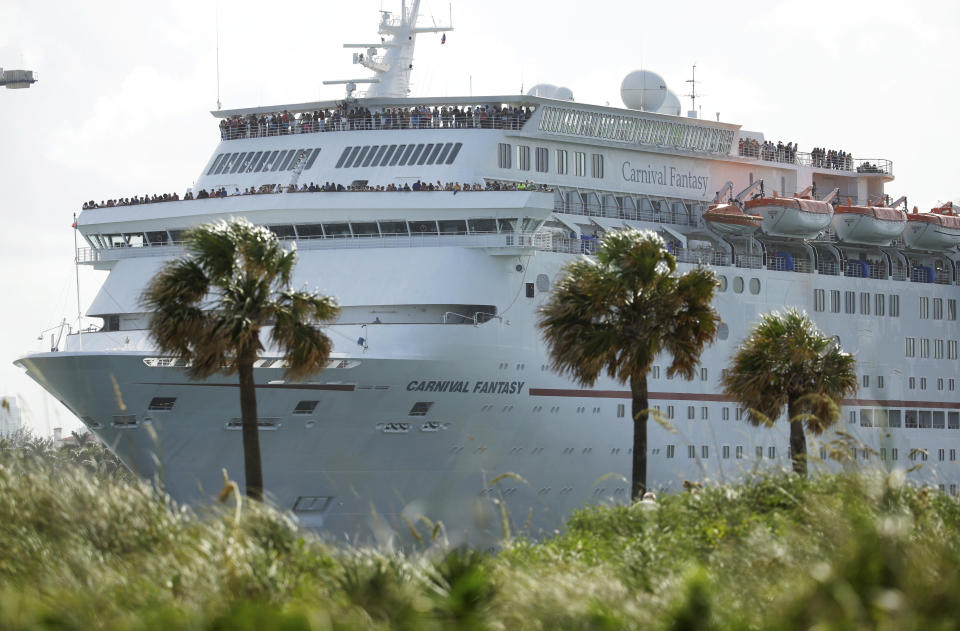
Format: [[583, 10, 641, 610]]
[[553, 86, 574, 101], [658, 90, 682, 116], [527, 83, 558, 98], [621, 70, 667, 111]]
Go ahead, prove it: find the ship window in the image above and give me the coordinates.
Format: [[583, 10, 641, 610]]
[[371, 145, 390, 166], [933, 411, 945, 429], [438, 220, 467, 235], [360, 145, 379, 167], [295, 224, 324, 239], [102, 315, 120, 331], [535, 147, 549, 172], [417, 143, 436, 165], [556, 149, 568, 174], [688, 445, 695, 458], [148, 397, 176, 411], [830, 290, 841, 312], [379, 221, 408, 236], [252, 151, 270, 172], [591, 153, 604, 178], [408, 144, 426, 165], [718, 275, 728, 292], [351, 146, 371, 168], [933, 298, 943, 320], [335, 147, 352, 168], [889, 294, 900, 317], [268, 225, 296, 239], [343, 146, 363, 168], [920, 338, 930, 358], [290, 149, 308, 170], [844, 291, 855, 314], [426, 143, 444, 165], [322, 223, 351, 237], [905, 410, 918, 428], [259, 150, 278, 172], [717, 322, 729, 340], [206, 153, 227, 175], [498, 218, 518, 233], [435, 142, 452, 164], [303, 148, 322, 170], [888, 410, 901, 428], [498, 143, 511, 169], [245, 151, 263, 173], [408, 402, 433, 417], [293, 400, 319, 415], [575, 151, 586, 176], [859, 292, 869, 314], [949, 412, 960, 429], [949, 299, 957, 320], [228, 152, 249, 174], [935, 339, 944, 359], [225, 418, 280, 430], [813, 289, 825, 312], [517, 145, 531, 171], [875, 293, 885, 316], [270, 150, 289, 171], [398, 144, 416, 166], [666, 444, 675, 458], [908, 376, 916, 389], [860, 409, 873, 427], [949, 341, 958, 360], [375, 144, 394, 166], [736, 445, 743, 459], [445, 142, 463, 164], [351, 222, 379, 236], [749, 278, 760, 294], [168, 230, 187, 243], [733, 277, 744, 293], [756, 446, 763, 459], [920, 410, 932, 428], [213, 152, 235, 174], [919, 296, 929, 319], [145, 231, 169, 246], [409, 220, 438, 235], [468, 218, 497, 233]]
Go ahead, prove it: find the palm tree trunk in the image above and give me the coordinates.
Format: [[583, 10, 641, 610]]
[[630, 375, 649, 500], [788, 400, 807, 476], [238, 356, 264, 501]]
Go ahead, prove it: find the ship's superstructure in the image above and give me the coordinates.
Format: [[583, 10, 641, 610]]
[[17, 4, 960, 544]]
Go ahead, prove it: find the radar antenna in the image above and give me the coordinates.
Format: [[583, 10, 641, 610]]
[[684, 63, 703, 118], [324, 0, 453, 99]]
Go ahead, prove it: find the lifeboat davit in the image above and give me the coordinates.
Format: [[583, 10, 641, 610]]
[[703, 203, 763, 236], [832, 204, 907, 245], [902, 203, 960, 251], [744, 196, 834, 238]]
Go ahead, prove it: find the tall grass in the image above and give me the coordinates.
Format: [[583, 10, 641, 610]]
[[1, 433, 958, 630]]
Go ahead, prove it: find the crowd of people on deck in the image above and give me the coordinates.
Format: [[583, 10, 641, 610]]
[[80, 180, 550, 209], [218, 102, 535, 140], [812, 147, 853, 170], [737, 138, 798, 163]]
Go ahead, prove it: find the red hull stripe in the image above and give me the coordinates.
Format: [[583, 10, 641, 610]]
[[528, 388, 959, 408]]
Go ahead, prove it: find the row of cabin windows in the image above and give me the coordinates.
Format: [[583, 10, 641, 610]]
[[918, 296, 957, 320], [666, 445, 776, 460], [206, 148, 320, 176], [812, 289, 902, 316], [87, 217, 542, 249], [498, 143, 604, 178], [141, 397, 319, 415], [906, 376, 957, 390], [904, 338, 959, 360], [334, 142, 463, 168], [853, 408, 960, 429]]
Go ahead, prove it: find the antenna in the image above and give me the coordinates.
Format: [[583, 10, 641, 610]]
[[684, 63, 702, 118], [215, 0, 222, 110]]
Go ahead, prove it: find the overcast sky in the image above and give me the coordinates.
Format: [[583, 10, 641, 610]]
[[1, 0, 957, 434]]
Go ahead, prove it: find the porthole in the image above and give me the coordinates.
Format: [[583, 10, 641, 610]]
[[717, 275, 728, 292], [749, 278, 761, 294], [733, 277, 744, 294], [718, 323, 729, 340], [536, 273, 551, 292]]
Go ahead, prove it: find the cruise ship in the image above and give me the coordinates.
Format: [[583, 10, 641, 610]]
[[17, 1, 960, 544]]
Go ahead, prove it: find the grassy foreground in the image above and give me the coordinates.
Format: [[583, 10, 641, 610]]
[[1, 437, 959, 630]]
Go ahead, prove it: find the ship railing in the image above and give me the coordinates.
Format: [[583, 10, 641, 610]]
[[817, 261, 839, 276], [675, 249, 730, 267], [735, 254, 763, 269], [935, 271, 952, 285], [854, 159, 893, 176], [553, 201, 699, 228], [767, 258, 812, 273], [891, 268, 908, 281], [219, 112, 533, 140]]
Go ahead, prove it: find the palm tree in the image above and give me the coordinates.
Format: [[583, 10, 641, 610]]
[[537, 229, 720, 500], [141, 218, 340, 500], [721, 309, 858, 476]]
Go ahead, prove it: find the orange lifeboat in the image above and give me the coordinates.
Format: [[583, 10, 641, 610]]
[[903, 202, 960, 251], [744, 195, 833, 238], [703, 203, 763, 236], [832, 203, 906, 245]]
